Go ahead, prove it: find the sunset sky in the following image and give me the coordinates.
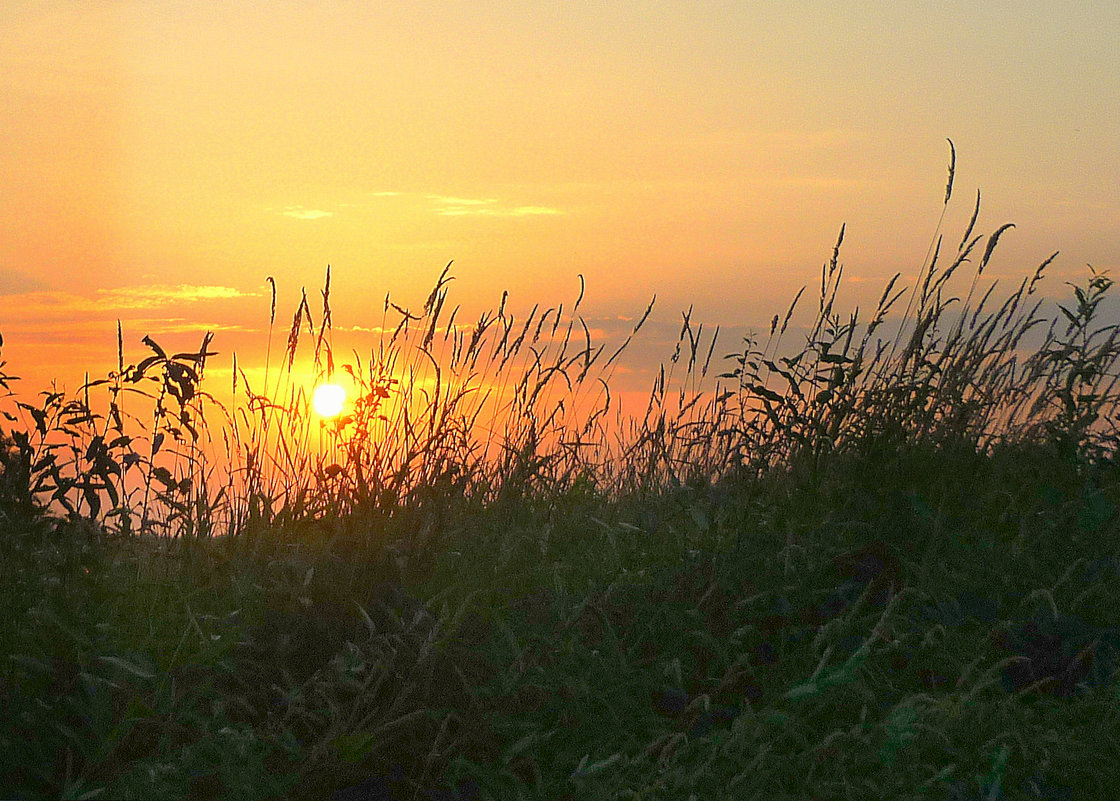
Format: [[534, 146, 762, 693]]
[[3, 2, 1119, 404]]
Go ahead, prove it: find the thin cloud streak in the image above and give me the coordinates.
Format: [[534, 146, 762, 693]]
[[370, 191, 563, 217], [433, 204, 563, 217], [0, 284, 258, 320], [97, 285, 257, 306], [281, 206, 334, 219], [425, 195, 495, 207], [336, 324, 392, 334], [5, 319, 253, 349]]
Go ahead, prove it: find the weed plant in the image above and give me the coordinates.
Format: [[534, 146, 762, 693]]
[[3, 144, 1120, 799]]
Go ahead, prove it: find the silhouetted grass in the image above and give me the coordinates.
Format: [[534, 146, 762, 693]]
[[3, 145, 1120, 799]]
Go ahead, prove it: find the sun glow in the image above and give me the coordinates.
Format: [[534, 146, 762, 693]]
[[312, 383, 346, 418]]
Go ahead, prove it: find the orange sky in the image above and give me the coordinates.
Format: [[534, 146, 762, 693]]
[[2, 2, 1119, 405]]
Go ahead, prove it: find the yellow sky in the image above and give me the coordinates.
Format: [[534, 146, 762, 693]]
[[2, 1, 1119, 401]]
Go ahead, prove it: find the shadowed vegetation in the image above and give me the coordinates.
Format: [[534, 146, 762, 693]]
[[3, 147, 1120, 799]]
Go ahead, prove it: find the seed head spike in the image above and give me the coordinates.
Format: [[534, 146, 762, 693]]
[[944, 138, 956, 206]]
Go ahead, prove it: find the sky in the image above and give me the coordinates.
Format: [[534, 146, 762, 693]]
[[2, 1, 1119, 407]]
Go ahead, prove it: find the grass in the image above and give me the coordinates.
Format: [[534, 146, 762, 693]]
[[3, 146, 1120, 799]]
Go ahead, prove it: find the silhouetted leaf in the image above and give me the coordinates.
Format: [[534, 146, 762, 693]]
[[151, 466, 176, 490], [16, 402, 48, 436], [141, 335, 167, 360], [129, 355, 162, 382]]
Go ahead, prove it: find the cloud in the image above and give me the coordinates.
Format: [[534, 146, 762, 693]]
[[427, 195, 562, 217], [336, 324, 391, 334], [95, 285, 257, 308], [425, 195, 497, 216], [281, 206, 334, 219], [125, 318, 253, 334], [425, 195, 495, 207], [371, 191, 562, 217], [0, 285, 258, 324], [507, 205, 562, 216], [5, 317, 252, 346]]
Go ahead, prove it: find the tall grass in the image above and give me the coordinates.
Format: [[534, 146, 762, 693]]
[[2, 145, 1119, 546], [225, 263, 633, 544], [4, 143, 1120, 799]]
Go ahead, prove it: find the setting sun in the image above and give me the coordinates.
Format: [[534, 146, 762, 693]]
[[311, 383, 346, 418]]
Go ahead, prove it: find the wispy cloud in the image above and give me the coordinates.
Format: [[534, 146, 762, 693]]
[[336, 324, 391, 334], [281, 206, 334, 219], [126, 318, 252, 334], [505, 205, 563, 217], [426, 195, 495, 208], [371, 191, 562, 217], [428, 195, 563, 217], [95, 284, 256, 308], [0, 285, 258, 322]]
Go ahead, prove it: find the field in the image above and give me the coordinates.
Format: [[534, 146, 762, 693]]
[[3, 171, 1120, 799]]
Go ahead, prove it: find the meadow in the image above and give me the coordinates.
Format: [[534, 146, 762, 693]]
[[3, 160, 1120, 799]]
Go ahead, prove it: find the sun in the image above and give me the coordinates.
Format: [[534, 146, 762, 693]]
[[312, 383, 346, 418]]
